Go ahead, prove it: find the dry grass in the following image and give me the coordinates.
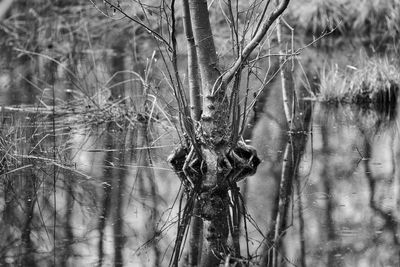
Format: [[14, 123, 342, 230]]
[[287, 0, 400, 48], [350, 58, 400, 95], [289, 0, 349, 35], [316, 57, 400, 106], [317, 63, 350, 102]]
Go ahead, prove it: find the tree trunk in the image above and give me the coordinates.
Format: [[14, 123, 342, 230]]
[[97, 122, 115, 267], [188, 1, 230, 265], [182, 1, 203, 265], [189, 0, 229, 145], [169, 1, 291, 265], [261, 52, 312, 266], [321, 125, 342, 267], [114, 125, 128, 267], [182, 0, 201, 121]]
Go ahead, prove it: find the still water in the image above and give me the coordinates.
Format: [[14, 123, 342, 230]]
[[1, 0, 399, 265], [1, 87, 399, 266]]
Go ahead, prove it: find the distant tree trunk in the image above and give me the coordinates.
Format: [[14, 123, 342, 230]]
[[97, 123, 115, 266], [110, 49, 125, 100], [261, 28, 312, 264], [363, 137, 400, 263], [62, 175, 74, 267], [261, 103, 311, 267], [295, 174, 306, 267], [21, 114, 39, 267], [21, 172, 37, 267], [62, 128, 75, 267], [114, 123, 129, 267], [320, 125, 342, 267], [136, 117, 161, 266]]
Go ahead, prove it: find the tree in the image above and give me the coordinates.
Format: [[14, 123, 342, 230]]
[[103, 0, 290, 266]]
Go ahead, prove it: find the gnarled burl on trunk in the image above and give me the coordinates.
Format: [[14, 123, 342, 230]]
[[168, 0, 290, 265]]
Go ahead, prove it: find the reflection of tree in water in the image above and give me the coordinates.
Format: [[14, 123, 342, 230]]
[[320, 124, 343, 267], [362, 134, 400, 264], [61, 169, 75, 267], [21, 114, 39, 267], [261, 100, 312, 267], [0, 112, 56, 265], [135, 115, 161, 266], [257, 36, 316, 264], [1, 2, 167, 266], [97, 122, 115, 266], [97, 120, 132, 267], [309, 104, 400, 266]]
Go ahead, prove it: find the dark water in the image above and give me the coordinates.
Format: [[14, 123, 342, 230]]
[[1, 88, 399, 266], [250, 101, 400, 267]]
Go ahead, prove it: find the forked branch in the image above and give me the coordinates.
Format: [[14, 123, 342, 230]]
[[221, 0, 290, 86]]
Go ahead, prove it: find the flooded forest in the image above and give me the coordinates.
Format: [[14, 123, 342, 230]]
[[0, 0, 399, 266]]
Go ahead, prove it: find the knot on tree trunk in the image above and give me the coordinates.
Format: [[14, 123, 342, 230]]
[[168, 140, 260, 261], [200, 89, 231, 147], [199, 190, 229, 220], [227, 141, 261, 182], [200, 191, 230, 259], [168, 140, 260, 191]]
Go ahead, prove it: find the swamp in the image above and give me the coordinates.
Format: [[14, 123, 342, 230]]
[[0, 0, 399, 266]]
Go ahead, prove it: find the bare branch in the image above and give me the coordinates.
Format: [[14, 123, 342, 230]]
[[100, 0, 172, 51], [0, 0, 13, 21], [222, 0, 290, 85], [183, 0, 202, 121]]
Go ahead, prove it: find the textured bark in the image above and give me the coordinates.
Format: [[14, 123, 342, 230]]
[[188, 202, 203, 266], [199, 192, 230, 267], [186, 1, 230, 265], [182, 3, 203, 264], [182, 0, 202, 121], [188, 0, 219, 91], [174, 1, 290, 266], [189, 0, 229, 145], [199, 149, 230, 266]]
